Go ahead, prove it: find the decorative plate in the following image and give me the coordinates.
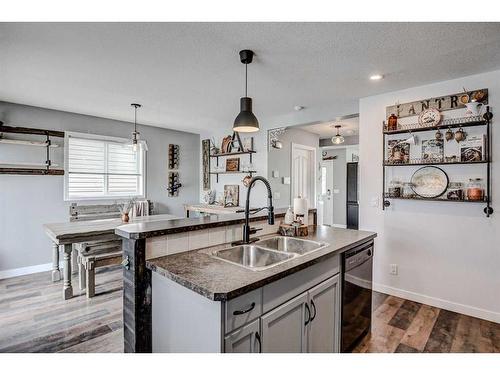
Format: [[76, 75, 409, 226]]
[[418, 108, 441, 127], [410, 166, 449, 198]]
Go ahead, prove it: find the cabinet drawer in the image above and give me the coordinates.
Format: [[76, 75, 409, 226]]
[[225, 288, 263, 334], [263, 255, 339, 313]]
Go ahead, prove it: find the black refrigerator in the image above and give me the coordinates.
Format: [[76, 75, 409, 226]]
[[346, 162, 359, 229]]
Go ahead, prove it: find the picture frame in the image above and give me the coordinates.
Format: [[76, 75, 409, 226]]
[[242, 136, 254, 152], [224, 185, 239, 207], [226, 157, 240, 172]]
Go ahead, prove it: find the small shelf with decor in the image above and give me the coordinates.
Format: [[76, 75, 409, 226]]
[[382, 88, 493, 217], [207, 131, 257, 183], [0, 123, 65, 176], [383, 159, 489, 167], [383, 194, 488, 204]]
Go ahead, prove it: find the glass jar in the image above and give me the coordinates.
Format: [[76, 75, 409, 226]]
[[446, 182, 464, 200], [466, 178, 484, 201], [387, 113, 398, 131], [402, 182, 415, 198], [388, 180, 402, 198]]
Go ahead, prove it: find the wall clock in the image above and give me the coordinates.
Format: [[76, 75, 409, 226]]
[[418, 108, 441, 127]]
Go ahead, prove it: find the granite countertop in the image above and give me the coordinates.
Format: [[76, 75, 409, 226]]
[[146, 225, 376, 301], [116, 207, 316, 240]]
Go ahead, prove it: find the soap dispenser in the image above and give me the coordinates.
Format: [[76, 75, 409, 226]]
[[284, 206, 294, 225]]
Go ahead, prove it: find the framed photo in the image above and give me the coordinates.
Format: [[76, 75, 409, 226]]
[[224, 185, 239, 207], [201, 139, 211, 190], [387, 139, 410, 163], [421, 139, 444, 162], [226, 157, 240, 172], [459, 136, 484, 162], [242, 137, 254, 152]]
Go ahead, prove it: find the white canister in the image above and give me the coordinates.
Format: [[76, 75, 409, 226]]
[[293, 197, 308, 225]]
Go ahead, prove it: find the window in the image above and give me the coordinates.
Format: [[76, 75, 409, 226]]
[[64, 132, 146, 200]]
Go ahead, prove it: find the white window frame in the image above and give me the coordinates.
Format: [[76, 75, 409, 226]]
[[64, 131, 147, 201]]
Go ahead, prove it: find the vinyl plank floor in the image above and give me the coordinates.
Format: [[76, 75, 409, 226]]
[[0, 268, 499, 353], [352, 291, 499, 353]]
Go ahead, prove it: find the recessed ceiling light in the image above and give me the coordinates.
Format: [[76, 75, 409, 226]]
[[294, 105, 305, 111], [370, 74, 384, 81]]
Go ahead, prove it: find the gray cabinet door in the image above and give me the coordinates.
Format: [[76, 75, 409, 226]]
[[224, 319, 261, 353], [261, 291, 308, 353], [307, 274, 341, 353]]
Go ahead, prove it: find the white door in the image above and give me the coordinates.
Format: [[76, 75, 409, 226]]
[[291, 143, 316, 208], [320, 161, 334, 226]]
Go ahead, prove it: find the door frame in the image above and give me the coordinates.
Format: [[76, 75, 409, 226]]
[[291, 143, 317, 208]]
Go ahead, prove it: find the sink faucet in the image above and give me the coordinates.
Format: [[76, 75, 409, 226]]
[[234, 176, 275, 245]]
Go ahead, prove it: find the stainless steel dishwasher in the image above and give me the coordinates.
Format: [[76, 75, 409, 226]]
[[341, 242, 373, 352]]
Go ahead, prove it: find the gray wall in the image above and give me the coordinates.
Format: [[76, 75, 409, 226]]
[[319, 134, 359, 147], [267, 127, 319, 207], [0, 101, 200, 271]]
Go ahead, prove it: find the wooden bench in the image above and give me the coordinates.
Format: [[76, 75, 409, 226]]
[[70, 201, 152, 298], [77, 240, 122, 298]]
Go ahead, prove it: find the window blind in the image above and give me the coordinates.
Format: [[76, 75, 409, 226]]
[[66, 136, 144, 199]]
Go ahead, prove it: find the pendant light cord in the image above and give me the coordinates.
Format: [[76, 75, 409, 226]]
[[134, 106, 137, 133], [245, 63, 248, 97]]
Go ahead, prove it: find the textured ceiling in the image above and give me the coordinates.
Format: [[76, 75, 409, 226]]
[[1, 23, 500, 134], [295, 116, 359, 138]]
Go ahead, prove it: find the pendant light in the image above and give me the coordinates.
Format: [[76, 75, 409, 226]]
[[233, 49, 259, 133], [130, 103, 142, 152], [331, 125, 345, 145]]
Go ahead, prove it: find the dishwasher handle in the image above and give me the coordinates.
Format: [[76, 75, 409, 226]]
[[344, 246, 373, 271]]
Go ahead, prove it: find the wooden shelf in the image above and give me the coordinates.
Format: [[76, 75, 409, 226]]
[[384, 195, 488, 204], [210, 150, 256, 157], [384, 160, 489, 167], [209, 170, 257, 175], [0, 138, 60, 148], [383, 119, 487, 135], [0, 124, 65, 138], [210, 170, 256, 183], [0, 161, 59, 167], [0, 168, 64, 175], [0, 123, 64, 176]]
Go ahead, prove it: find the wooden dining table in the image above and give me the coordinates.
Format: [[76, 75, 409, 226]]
[[43, 214, 178, 300]]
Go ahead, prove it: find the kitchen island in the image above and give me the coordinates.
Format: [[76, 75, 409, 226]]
[[115, 208, 375, 353], [148, 226, 376, 352]]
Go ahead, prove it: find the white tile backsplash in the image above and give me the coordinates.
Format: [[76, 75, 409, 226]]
[[208, 226, 226, 246], [188, 229, 209, 250], [146, 235, 168, 259], [167, 233, 189, 255], [225, 224, 243, 243]]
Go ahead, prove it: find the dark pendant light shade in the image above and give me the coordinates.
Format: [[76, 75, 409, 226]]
[[233, 50, 259, 133], [234, 97, 259, 132]]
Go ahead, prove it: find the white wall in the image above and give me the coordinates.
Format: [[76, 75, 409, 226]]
[[359, 70, 500, 323]]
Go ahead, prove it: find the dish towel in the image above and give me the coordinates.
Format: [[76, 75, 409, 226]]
[[132, 200, 149, 217]]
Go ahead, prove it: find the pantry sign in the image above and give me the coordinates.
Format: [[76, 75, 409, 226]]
[[386, 88, 488, 119]]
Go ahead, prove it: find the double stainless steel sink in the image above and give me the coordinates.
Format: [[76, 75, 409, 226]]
[[211, 236, 328, 271]]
